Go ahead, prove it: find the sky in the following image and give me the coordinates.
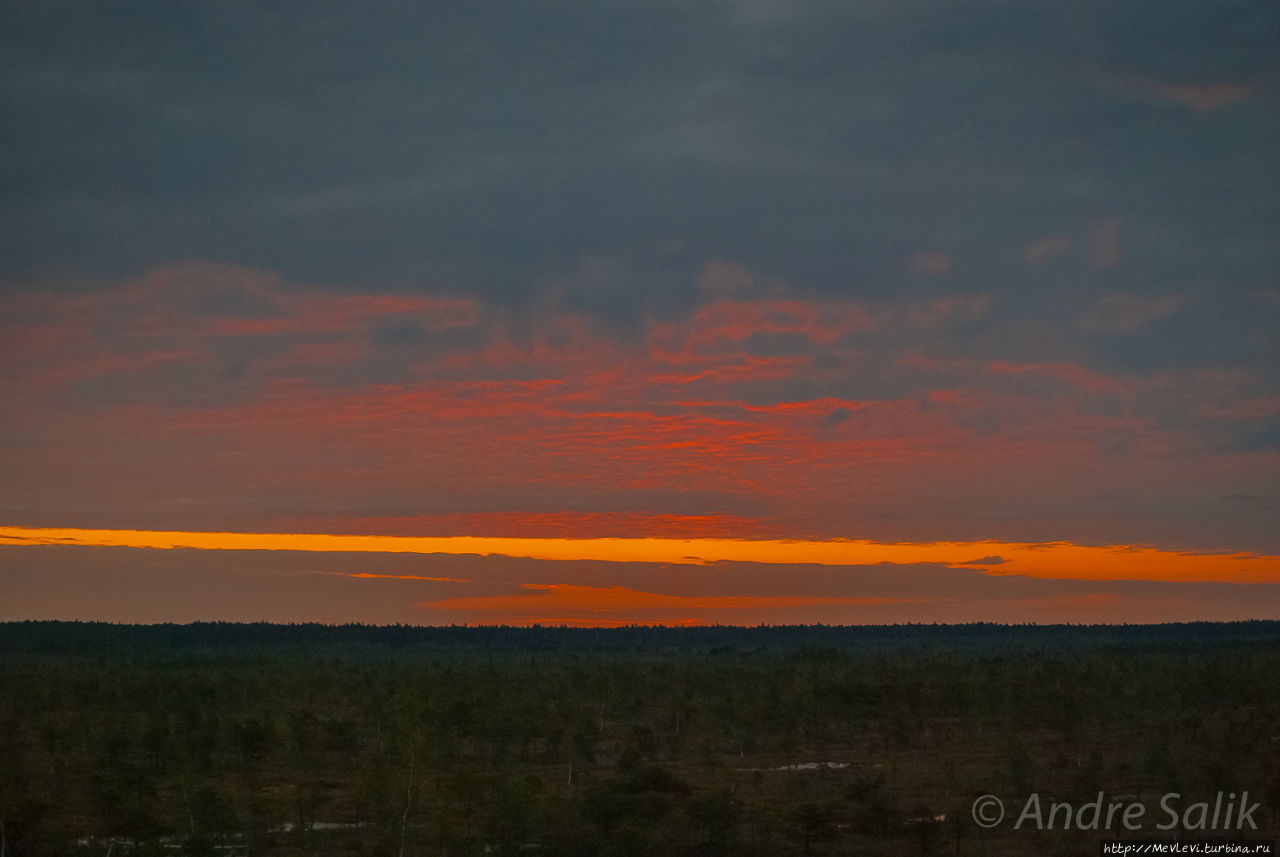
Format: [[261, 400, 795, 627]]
[[1, 0, 1278, 626]]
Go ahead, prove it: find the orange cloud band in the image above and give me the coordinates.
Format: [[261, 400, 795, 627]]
[[1, 525, 1277, 583]]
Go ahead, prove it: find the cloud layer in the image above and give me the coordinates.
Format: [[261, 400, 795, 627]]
[[2, 266, 1275, 554], [1, 0, 1277, 623]]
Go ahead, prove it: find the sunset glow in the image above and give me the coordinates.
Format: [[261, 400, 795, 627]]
[[3, 526, 1278, 585]]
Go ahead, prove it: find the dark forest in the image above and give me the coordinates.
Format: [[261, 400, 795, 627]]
[[3, 621, 1278, 855]]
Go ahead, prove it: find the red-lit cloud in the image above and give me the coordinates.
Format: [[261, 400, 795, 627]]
[[2, 263, 1278, 629], [1090, 69, 1256, 112]]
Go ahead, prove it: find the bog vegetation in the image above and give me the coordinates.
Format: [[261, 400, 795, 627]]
[[2, 621, 1278, 855]]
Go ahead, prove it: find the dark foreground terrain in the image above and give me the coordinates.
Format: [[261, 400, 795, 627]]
[[2, 621, 1278, 855]]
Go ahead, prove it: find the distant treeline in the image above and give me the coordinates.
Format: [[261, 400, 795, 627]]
[[3, 618, 1280, 655], [1, 619, 1278, 659]]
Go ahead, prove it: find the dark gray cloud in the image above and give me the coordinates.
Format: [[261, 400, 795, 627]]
[[3, 0, 1276, 315]]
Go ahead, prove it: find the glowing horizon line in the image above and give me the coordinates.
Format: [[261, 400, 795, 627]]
[[1, 525, 1277, 583]]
